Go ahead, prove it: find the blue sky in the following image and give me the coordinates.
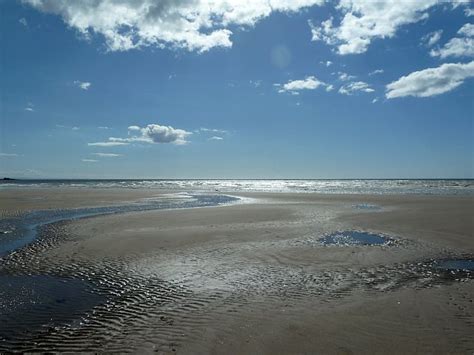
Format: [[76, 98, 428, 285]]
[[1, 0, 473, 179]]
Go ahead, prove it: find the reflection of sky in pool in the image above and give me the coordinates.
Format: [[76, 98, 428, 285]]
[[434, 259, 474, 272], [320, 231, 392, 246], [0, 275, 104, 340]]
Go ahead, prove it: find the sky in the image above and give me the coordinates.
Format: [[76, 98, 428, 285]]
[[0, 0, 473, 179]]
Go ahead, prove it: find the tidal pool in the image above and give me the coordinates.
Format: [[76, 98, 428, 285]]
[[0, 275, 104, 342], [320, 230, 393, 246]]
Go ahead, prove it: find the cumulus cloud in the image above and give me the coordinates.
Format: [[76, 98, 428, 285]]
[[90, 124, 192, 146], [422, 30, 443, 47], [23, 0, 324, 53], [124, 124, 192, 145], [465, 8, 474, 17], [74, 80, 91, 90], [430, 24, 474, 58], [19, 18, 28, 27], [338, 81, 374, 95], [309, 0, 439, 55], [92, 153, 122, 157], [277, 76, 330, 93], [386, 61, 474, 98], [208, 136, 223, 141]]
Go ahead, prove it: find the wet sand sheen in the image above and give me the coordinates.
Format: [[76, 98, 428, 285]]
[[0, 189, 473, 353]]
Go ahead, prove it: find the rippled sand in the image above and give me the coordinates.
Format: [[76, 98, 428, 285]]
[[0, 189, 473, 353]]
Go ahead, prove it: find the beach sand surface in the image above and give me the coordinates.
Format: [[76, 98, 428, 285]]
[[0, 189, 472, 353]]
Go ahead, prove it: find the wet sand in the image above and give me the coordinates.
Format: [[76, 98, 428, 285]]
[[0, 188, 173, 213], [0, 189, 473, 353]]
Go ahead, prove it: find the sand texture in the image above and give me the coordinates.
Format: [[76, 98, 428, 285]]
[[0, 189, 473, 353]]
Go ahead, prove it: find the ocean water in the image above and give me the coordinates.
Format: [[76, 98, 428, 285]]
[[1, 179, 473, 195]]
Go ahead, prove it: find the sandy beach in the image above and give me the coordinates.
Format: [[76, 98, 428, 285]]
[[0, 188, 473, 353]]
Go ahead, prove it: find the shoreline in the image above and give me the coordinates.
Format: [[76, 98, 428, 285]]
[[0, 188, 473, 353]]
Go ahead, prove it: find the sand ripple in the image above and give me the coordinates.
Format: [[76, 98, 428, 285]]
[[0, 219, 472, 352]]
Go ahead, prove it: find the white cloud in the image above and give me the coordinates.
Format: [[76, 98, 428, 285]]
[[93, 124, 191, 146], [74, 80, 91, 90], [82, 159, 98, 163], [386, 61, 474, 99], [24, 0, 324, 53], [88, 141, 129, 147], [309, 1, 439, 55], [208, 136, 223, 141], [98, 126, 110, 129], [24, 102, 34, 112], [277, 76, 330, 93], [19, 17, 28, 27], [369, 69, 384, 76], [458, 23, 474, 37], [430, 23, 474, 58], [320, 60, 332, 66], [197, 127, 229, 134], [465, 8, 474, 17], [250, 80, 262, 88], [72, 126, 80, 130], [422, 30, 443, 47], [338, 72, 356, 81], [126, 124, 192, 145], [372, 98, 379, 103], [92, 153, 122, 157], [0, 153, 19, 157], [338, 81, 374, 95], [431, 37, 474, 58]]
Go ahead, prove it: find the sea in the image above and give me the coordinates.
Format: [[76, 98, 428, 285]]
[[1, 179, 473, 195]]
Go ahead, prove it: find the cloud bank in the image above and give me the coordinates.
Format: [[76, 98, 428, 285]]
[[386, 61, 474, 98], [24, 0, 324, 52]]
